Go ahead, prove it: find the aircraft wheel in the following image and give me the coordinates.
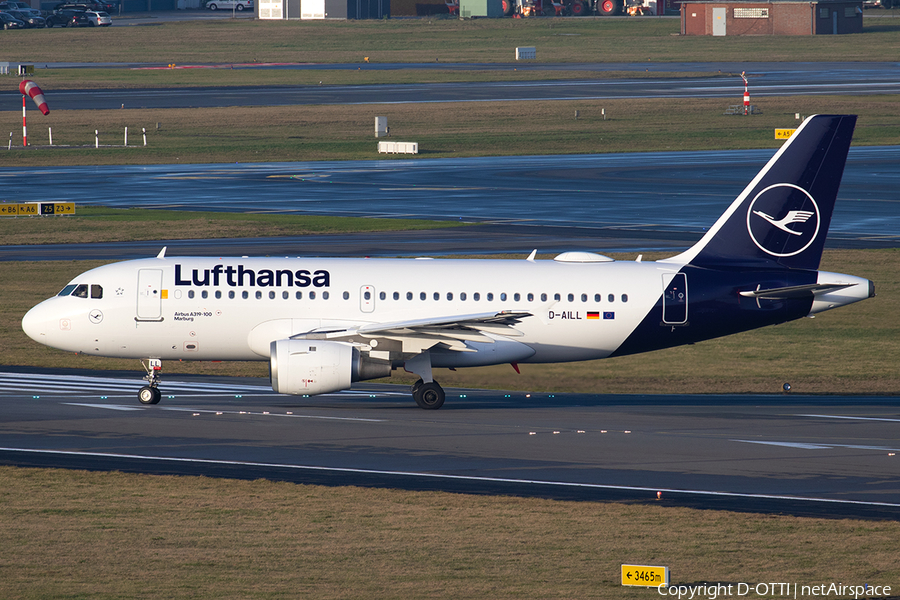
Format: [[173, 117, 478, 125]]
[[411, 379, 424, 394], [414, 381, 445, 410], [138, 386, 161, 405]]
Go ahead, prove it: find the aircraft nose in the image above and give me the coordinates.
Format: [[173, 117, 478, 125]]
[[22, 301, 53, 344]]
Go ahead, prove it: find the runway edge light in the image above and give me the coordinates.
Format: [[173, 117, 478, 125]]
[[621, 564, 669, 588]]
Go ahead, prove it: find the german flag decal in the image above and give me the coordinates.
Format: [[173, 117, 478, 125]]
[[587, 312, 600, 319]]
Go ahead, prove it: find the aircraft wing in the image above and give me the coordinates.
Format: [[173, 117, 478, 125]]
[[296, 311, 533, 354]]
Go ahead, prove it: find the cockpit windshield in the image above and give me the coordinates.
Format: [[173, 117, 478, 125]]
[[57, 284, 101, 298]]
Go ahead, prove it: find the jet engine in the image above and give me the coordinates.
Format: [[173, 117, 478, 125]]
[[269, 339, 391, 396]]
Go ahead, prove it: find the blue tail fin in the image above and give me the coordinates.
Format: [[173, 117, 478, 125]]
[[669, 114, 857, 271]]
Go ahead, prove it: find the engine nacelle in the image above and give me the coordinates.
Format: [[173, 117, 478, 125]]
[[269, 339, 391, 396]]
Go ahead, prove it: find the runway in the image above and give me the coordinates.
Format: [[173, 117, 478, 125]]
[[1, 369, 897, 519], [2, 147, 900, 245]]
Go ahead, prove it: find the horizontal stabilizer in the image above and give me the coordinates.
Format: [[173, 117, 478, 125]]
[[739, 282, 855, 299]]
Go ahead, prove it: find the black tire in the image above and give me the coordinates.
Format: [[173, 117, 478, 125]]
[[570, 0, 588, 15], [89, 20, 95, 25], [208, 2, 217, 8], [236, 3, 244, 9], [411, 379, 424, 394], [46, 20, 53, 26], [138, 385, 158, 405], [414, 381, 445, 410], [501, 0, 514, 15]]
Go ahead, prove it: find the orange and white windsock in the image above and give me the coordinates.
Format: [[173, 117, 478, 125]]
[[19, 80, 49, 115]]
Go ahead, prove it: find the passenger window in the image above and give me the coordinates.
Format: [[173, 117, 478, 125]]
[[447, 292, 453, 301], [72, 284, 89, 298], [310, 291, 316, 300], [282, 291, 289, 300], [269, 291, 276, 300], [460, 292, 467, 301], [433, 292, 440, 301], [323, 291, 329, 300], [527, 293, 533, 302], [500, 293, 507, 301], [393, 292, 400, 301], [581, 293, 587, 302], [379, 291, 386, 300], [554, 293, 561, 301], [91, 285, 103, 299], [202, 290, 209, 299], [608, 294, 615, 303], [420, 292, 426, 301], [407, 292, 413, 300], [57, 284, 77, 297], [622, 294, 628, 302], [364, 291, 371, 300], [255, 291, 261, 299], [229, 291, 235, 299], [215, 291, 222, 299], [541, 293, 547, 302], [595, 293, 601, 302], [567, 293, 574, 302], [242, 291, 249, 299], [487, 293, 494, 301], [344, 291, 350, 300], [188, 290, 195, 299], [513, 293, 520, 302], [473, 292, 480, 301], [296, 291, 303, 300]]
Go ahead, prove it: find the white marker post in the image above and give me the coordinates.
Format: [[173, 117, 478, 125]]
[[124, 126, 128, 147]]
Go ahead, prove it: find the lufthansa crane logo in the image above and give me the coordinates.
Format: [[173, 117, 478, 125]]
[[746, 183, 820, 257]]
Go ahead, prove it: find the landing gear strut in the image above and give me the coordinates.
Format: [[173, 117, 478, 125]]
[[412, 379, 445, 410], [138, 359, 162, 405]]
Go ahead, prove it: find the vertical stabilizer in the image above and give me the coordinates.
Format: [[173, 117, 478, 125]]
[[664, 115, 856, 270]]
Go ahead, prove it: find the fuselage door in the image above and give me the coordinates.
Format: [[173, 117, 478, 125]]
[[137, 268, 163, 321], [360, 285, 375, 313], [662, 273, 688, 325]]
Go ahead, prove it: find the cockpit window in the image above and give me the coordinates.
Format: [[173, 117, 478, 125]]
[[91, 285, 103, 299], [57, 284, 77, 297], [72, 284, 89, 298]]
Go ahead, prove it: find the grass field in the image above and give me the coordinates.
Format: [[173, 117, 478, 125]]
[[4, 17, 900, 66], [0, 467, 898, 599], [4, 95, 900, 166]]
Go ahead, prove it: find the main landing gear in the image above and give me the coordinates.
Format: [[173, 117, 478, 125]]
[[138, 358, 162, 405], [412, 379, 445, 410]]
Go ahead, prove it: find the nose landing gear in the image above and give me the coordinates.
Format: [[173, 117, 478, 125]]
[[138, 358, 162, 405]]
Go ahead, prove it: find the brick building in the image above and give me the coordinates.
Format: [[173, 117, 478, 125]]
[[681, 0, 863, 35]]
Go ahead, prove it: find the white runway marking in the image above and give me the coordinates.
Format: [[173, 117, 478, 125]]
[[1, 447, 898, 509], [798, 414, 900, 423], [733, 440, 900, 452]]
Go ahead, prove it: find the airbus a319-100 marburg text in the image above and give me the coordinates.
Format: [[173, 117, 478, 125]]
[[22, 115, 874, 409]]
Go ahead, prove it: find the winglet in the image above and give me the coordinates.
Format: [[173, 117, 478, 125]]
[[526, 249, 537, 262], [156, 247, 167, 259]]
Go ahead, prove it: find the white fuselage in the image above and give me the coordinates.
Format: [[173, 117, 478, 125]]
[[23, 255, 680, 364]]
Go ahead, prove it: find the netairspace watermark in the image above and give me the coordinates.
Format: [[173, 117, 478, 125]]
[[658, 582, 893, 600]]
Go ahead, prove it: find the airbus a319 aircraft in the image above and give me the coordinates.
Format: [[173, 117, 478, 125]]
[[22, 115, 874, 409]]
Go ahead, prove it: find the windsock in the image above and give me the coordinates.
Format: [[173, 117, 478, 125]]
[[19, 80, 49, 116]]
